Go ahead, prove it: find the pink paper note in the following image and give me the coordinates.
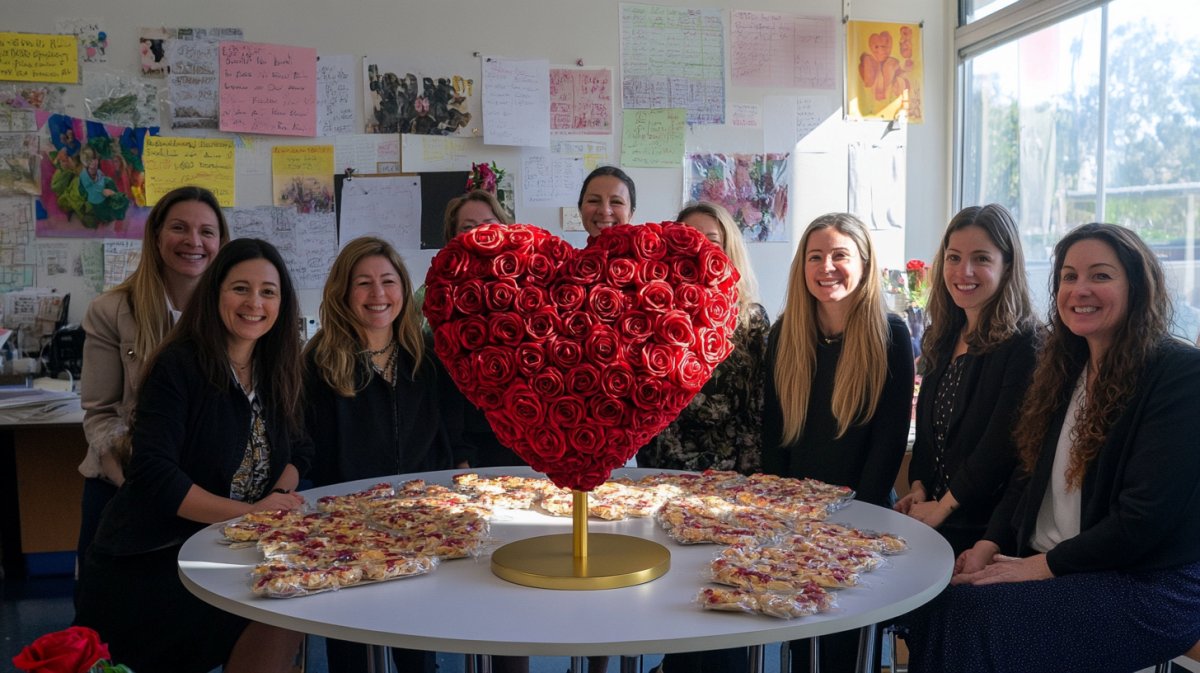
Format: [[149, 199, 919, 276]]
[[219, 41, 317, 137]]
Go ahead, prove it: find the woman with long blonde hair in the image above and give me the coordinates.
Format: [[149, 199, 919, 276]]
[[303, 236, 457, 673], [77, 185, 229, 565], [763, 213, 914, 673]]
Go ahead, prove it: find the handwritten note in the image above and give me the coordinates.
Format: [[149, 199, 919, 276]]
[[619, 5, 725, 124], [337, 175, 422, 251], [0, 197, 35, 292], [219, 41, 317, 137], [621, 108, 686, 168], [521, 153, 584, 207], [225, 207, 337, 290], [549, 68, 612, 135], [482, 56, 549, 147], [550, 139, 610, 171], [732, 104, 761, 128], [333, 133, 399, 174], [271, 145, 335, 212], [317, 54, 355, 137], [731, 11, 837, 89], [102, 239, 141, 290], [167, 38, 219, 129], [0, 32, 79, 84], [144, 136, 237, 206]]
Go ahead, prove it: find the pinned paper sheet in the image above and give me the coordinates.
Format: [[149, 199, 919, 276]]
[[482, 56, 550, 147], [271, 145, 334, 213], [621, 108, 686, 168], [219, 41, 317, 136], [0, 32, 80, 84], [144, 136, 236, 206]]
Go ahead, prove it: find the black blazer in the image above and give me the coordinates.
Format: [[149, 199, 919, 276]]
[[94, 341, 310, 555], [910, 330, 1036, 548], [985, 338, 1200, 575]]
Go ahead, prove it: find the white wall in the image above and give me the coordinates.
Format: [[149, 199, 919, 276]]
[[6, 0, 952, 323]]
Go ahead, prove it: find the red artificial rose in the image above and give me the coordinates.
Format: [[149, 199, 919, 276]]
[[639, 342, 682, 378], [515, 286, 547, 315], [636, 280, 675, 313], [13, 626, 110, 673], [635, 259, 670, 284], [660, 222, 705, 256], [632, 226, 666, 260], [606, 257, 639, 286], [537, 236, 574, 264], [567, 424, 604, 456], [485, 279, 519, 312], [486, 410, 522, 446], [560, 311, 594, 339], [453, 279, 487, 315], [632, 377, 668, 410], [697, 327, 732, 365], [515, 342, 546, 377], [592, 396, 625, 426], [589, 224, 633, 256], [906, 259, 926, 271], [505, 384, 545, 426], [583, 326, 622, 365], [674, 351, 710, 391], [530, 368, 565, 398], [675, 283, 705, 314], [547, 337, 583, 368], [491, 251, 527, 279], [671, 257, 701, 285], [654, 309, 697, 347], [587, 285, 625, 323], [549, 395, 587, 426], [527, 424, 567, 462], [523, 307, 559, 341], [565, 363, 602, 397], [449, 357, 476, 394], [698, 245, 733, 285], [457, 316, 489, 351], [474, 387, 504, 411], [473, 346, 516, 387], [618, 310, 654, 343], [667, 388, 696, 411], [422, 284, 455, 324], [700, 291, 733, 329], [487, 312, 525, 347], [526, 253, 555, 284], [428, 245, 472, 282], [562, 248, 607, 284], [458, 224, 506, 255], [551, 284, 586, 312], [600, 362, 635, 398], [505, 226, 537, 254], [433, 322, 461, 361]]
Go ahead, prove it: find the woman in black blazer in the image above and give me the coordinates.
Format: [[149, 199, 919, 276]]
[[905, 223, 1200, 672], [895, 204, 1037, 553]]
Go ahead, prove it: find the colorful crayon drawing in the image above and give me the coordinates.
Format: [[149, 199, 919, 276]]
[[687, 153, 791, 243], [35, 112, 156, 239]]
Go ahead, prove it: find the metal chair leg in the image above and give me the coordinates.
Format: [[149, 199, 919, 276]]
[[779, 641, 791, 673], [855, 624, 878, 673]]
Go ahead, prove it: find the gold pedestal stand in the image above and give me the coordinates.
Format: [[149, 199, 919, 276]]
[[491, 490, 671, 590]]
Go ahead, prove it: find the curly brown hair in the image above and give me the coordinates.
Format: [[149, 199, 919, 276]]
[[1015, 223, 1172, 488]]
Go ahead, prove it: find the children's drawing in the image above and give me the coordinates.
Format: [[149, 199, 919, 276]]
[[363, 57, 479, 136], [36, 113, 155, 239], [846, 21, 924, 123], [687, 153, 791, 243]]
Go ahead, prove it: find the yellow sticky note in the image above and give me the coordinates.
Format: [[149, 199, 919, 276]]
[[0, 32, 79, 84], [144, 136, 237, 207]]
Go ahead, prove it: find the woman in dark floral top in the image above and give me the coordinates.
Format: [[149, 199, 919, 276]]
[[640, 201, 769, 475]]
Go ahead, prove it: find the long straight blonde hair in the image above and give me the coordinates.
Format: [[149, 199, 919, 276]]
[[774, 213, 889, 442], [115, 186, 230, 361], [304, 237, 424, 396]]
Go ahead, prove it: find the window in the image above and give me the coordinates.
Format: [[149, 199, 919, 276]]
[[956, 0, 1200, 337]]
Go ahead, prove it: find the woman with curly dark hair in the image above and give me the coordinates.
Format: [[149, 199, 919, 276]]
[[905, 223, 1200, 672]]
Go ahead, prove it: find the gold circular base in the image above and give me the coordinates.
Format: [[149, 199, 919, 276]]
[[491, 533, 671, 590]]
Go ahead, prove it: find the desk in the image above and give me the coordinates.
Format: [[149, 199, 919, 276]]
[[180, 468, 952, 667], [0, 398, 86, 578]]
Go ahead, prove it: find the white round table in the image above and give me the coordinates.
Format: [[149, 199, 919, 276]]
[[179, 468, 952, 672]]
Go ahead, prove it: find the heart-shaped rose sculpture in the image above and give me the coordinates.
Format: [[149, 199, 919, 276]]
[[423, 223, 739, 491]]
